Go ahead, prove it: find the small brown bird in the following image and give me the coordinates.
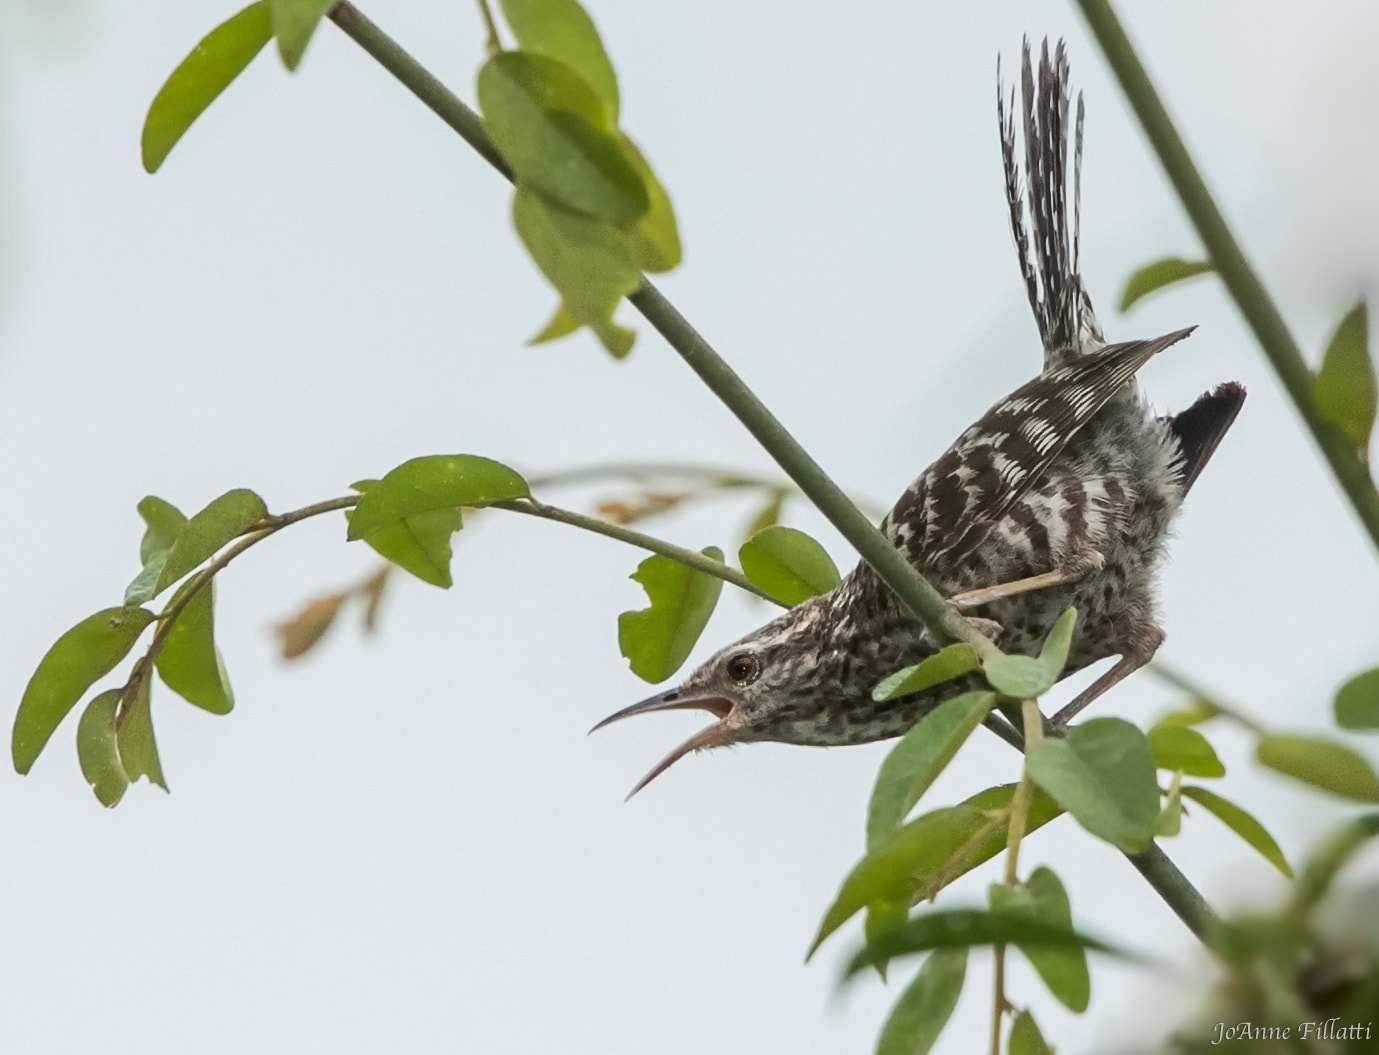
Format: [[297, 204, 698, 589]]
[[594, 39, 1243, 796]]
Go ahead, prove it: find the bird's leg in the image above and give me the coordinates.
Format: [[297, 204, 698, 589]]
[[949, 549, 1104, 612], [1049, 624, 1164, 731]]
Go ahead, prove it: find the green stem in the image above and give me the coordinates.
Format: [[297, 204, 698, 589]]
[[494, 498, 776, 601], [1125, 843, 1218, 946], [326, 1, 1219, 946], [1077, 0, 1379, 557]]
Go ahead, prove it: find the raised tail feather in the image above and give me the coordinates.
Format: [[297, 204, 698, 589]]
[[998, 38, 1103, 366], [1167, 382, 1247, 495]]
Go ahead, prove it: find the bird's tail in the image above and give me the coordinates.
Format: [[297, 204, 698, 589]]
[[998, 38, 1103, 366]]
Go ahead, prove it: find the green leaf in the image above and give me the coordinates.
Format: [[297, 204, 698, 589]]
[[155, 488, 268, 595], [1118, 257, 1214, 312], [141, 2, 273, 173], [1147, 724, 1225, 778], [155, 583, 234, 714], [1026, 718, 1160, 852], [1038, 608, 1077, 680], [76, 690, 130, 808], [478, 52, 647, 223], [742, 490, 786, 543], [618, 549, 725, 683], [863, 899, 907, 981], [1335, 665, 1379, 731], [845, 909, 1125, 979], [13, 607, 156, 774], [618, 133, 681, 272], [738, 525, 839, 606], [875, 949, 967, 1055], [872, 645, 981, 703], [125, 496, 189, 606], [1313, 301, 1376, 458], [989, 867, 1090, 1012], [497, 0, 619, 122], [117, 674, 167, 791], [983, 654, 1053, 699], [1155, 773, 1183, 838], [269, 0, 335, 70], [347, 455, 530, 546], [983, 609, 1077, 699], [1256, 733, 1379, 803], [1294, 813, 1379, 906], [1008, 1010, 1053, 1055], [1151, 696, 1223, 728], [512, 187, 639, 357], [358, 506, 462, 587], [530, 302, 583, 344], [866, 691, 994, 849], [1181, 785, 1292, 878], [808, 784, 1061, 957]]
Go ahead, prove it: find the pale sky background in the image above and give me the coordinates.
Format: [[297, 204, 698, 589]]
[[2, 1, 1378, 1052]]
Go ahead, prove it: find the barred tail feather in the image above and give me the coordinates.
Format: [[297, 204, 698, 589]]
[[998, 38, 1103, 366]]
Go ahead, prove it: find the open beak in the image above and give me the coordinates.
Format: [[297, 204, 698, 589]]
[[590, 689, 736, 800]]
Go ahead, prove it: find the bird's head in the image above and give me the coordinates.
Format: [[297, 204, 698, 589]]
[[591, 601, 842, 798]]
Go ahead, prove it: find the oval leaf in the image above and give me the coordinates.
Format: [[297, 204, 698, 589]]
[[809, 784, 1061, 957], [738, 525, 839, 606], [1294, 813, 1379, 906], [269, 0, 336, 70], [619, 132, 681, 273], [1256, 733, 1379, 803], [1181, 785, 1292, 877], [125, 495, 189, 606], [988, 867, 1090, 1012], [1026, 718, 1160, 852], [142, 2, 273, 173], [1037, 607, 1077, 680], [513, 187, 639, 357], [983, 654, 1055, 700], [1313, 301, 1376, 457], [347, 455, 530, 541], [618, 549, 724, 683], [873, 644, 981, 703], [13, 607, 156, 774], [1148, 724, 1225, 777], [1118, 257, 1214, 312], [876, 948, 968, 1055], [477, 51, 647, 223], [155, 488, 269, 595], [845, 909, 1126, 979], [77, 690, 130, 808], [1008, 1010, 1053, 1055], [498, 0, 619, 122], [1335, 665, 1379, 732], [117, 674, 167, 791], [350, 478, 463, 588], [866, 690, 993, 848], [155, 583, 234, 714]]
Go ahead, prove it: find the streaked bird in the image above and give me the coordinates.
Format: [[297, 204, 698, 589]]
[[595, 38, 1244, 797]]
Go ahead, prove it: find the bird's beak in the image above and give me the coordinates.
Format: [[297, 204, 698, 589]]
[[590, 688, 736, 800]]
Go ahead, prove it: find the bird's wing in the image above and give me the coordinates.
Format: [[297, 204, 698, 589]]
[[883, 328, 1194, 570]]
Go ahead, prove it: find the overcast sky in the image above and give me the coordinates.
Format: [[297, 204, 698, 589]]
[[2, 1, 1377, 1052]]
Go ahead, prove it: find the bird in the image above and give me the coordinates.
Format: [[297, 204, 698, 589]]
[[593, 38, 1245, 798]]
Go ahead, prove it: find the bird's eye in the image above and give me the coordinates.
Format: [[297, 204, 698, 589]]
[[725, 652, 760, 685]]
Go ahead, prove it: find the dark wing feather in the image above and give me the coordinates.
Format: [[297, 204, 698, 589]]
[[883, 328, 1195, 570]]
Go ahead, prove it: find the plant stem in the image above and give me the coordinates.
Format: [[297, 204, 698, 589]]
[[330, 3, 511, 178], [493, 498, 776, 601], [1125, 843, 1217, 945], [326, 1, 1219, 946], [1077, 0, 1379, 557]]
